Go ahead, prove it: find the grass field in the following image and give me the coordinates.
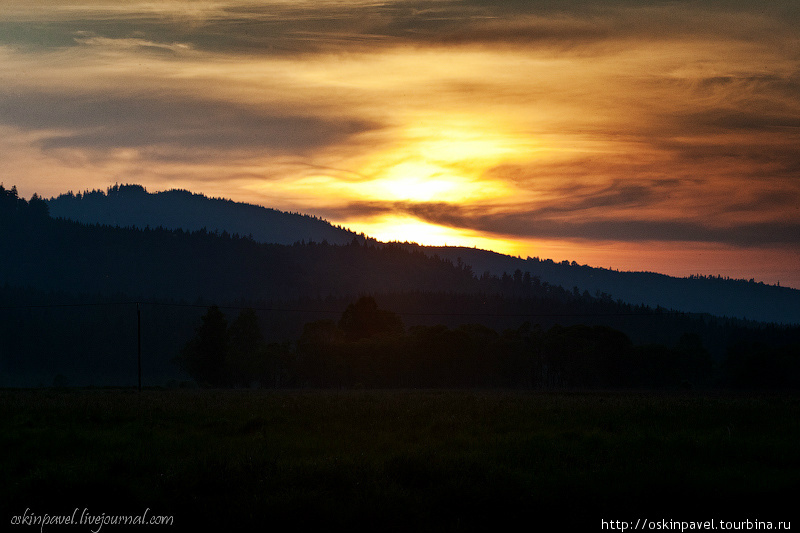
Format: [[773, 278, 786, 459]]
[[2, 389, 798, 530]]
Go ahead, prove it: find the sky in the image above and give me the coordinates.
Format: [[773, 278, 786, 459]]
[[1, 0, 799, 288]]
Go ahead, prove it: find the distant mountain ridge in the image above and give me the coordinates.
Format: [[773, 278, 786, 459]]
[[47, 184, 364, 246], [46, 184, 800, 325], [402, 245, 800, 325]]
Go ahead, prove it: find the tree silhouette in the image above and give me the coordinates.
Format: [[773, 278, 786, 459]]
[[227, 308, 264, 387], [338, 296, 404, 341], [296, 319, 343, 387], [0, 184, 23, 222], [27, 193, 50, 219], [176, 305, 229, 387]]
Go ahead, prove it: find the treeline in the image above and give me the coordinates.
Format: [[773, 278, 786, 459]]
[[3, 186, 479, 302], [4, 283, 798, 387], [177, 298, 800, 390], [0, 184, 49, 223], [419, 246, 800, 324], [2, 184, 689, 317], [47, 183, 363, 246], [45, 182, 800, 323], [3, 185, 800, 388]]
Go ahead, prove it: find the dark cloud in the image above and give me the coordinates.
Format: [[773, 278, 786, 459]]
[[330, 199, 800, 248], [727, 188, 800, 214], [0, 91, 376, 157], [0, 21, 85, 49], [4, 1, 797, 55], [651, 137, 800, 181], [680, 109, 800, 133], [690, 74, 800, 97], [534, 182, 657, 214], [0, 6, 438, 55]]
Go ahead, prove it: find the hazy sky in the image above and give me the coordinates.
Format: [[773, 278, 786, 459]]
[[2, 1, 799, 287]]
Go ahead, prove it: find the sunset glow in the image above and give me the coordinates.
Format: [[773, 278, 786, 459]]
[[1, 0, 799, 287], [353, 214, 527, 257]]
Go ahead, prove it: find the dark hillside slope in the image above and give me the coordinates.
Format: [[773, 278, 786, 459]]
[[1, 187, 738, 348], [47, 184, 363, 246], [4, 191, 478, 303], [46, 184, 799, 324], [410, 245, 800, 325], [1, 219, 476, 303]]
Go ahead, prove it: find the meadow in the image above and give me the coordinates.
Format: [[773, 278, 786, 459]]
[[2, 389, 798, 530]]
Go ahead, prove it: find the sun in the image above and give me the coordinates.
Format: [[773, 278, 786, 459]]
[[359, 162, 465, 203], [246, 114, 538, 251], [355, 119, 526, 205]]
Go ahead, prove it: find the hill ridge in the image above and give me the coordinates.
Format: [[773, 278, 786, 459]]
[[43, 183, 800, 324], [47, 183, 367, 246]]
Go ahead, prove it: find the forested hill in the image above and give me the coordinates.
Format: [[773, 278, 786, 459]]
[[3, 185, 800, 387], [407, 246, 800, 325], [6, 185, 498, 304], [47, 184, 364, 246], [0, 184, 727, 336], [44, 184, 800, 325]]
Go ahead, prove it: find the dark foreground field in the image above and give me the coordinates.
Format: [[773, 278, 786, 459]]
[[2, 389, 798, 531]]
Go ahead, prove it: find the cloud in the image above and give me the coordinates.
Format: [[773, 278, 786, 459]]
[[332, 199, 800, 248], [0, 90, 377, 158], [3, 1, 797, 56], [682, 110, 800, 135]]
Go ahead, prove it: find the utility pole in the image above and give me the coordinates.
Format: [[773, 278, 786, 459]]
[[137, 302, 142, 392]]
